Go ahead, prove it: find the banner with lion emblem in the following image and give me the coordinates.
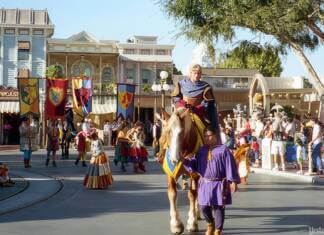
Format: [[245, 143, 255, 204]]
[[117, 83, 136, 121], [18, 78, 39, 117], [45, 78, 68, 120]]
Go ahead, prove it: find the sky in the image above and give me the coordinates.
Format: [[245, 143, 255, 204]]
[[1, 0, 323, 78]]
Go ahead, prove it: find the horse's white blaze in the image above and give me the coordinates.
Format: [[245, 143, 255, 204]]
[[170, 126, 181, 162]]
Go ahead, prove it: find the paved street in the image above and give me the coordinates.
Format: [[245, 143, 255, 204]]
[[0, 149, 324, 235]]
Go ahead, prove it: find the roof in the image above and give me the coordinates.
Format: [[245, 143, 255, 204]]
[[120, 55, 173, 63], [0, 9, 53, 27], [202, 67, 259, 77], [67, 31, 99, 42], [264, 76, 304, 89], [117, 43, 174, 50]]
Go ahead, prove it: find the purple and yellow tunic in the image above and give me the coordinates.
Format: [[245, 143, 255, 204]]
[[184, 145, 240, 206], [172, 78, 221, 144]]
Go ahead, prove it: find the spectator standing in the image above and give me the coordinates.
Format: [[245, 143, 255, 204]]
[[3, 121, 12, 145], [309, 118, 323, 174], [19, 117, 38, 168], [271, 113, 286, 171], [103, 120, 112, 146]]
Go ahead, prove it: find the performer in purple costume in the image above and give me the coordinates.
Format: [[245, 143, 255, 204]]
[[172, 64, 221, 143], [184, 126, 240, 235]]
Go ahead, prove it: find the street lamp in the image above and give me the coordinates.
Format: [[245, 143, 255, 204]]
[[151, 71, 173, 110]]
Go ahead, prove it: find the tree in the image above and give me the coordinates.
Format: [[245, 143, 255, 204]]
[[173, 63, 183, 75], [219, 41, 283, 76], [46, 65, 64, 78], [161, 0, 324, 121], [303, 77, 313, 88]]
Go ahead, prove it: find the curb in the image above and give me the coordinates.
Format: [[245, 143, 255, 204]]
[[251, 167, 324, 185], [0, 170, 63, 216]]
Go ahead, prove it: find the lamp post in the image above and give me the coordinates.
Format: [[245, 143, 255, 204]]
[[151, 71, 173, 113]]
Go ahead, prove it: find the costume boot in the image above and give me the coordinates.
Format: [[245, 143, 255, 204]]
[[133, 164, 139, 173], [214, 229, 222, 235], [82, 161, 87, 167], [205, 223, 215, 235], [121, 163, 126, 172], [26, 159, 31, 168], [45, 158, 50, 167], [75, 158, 79, 166], [24, 159, 28, 168], [138, 163, 146, 172], [240, 177, 247, 185]]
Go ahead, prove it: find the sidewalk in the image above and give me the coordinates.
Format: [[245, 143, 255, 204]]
[[0, 170, 63, 216], [0, 145, 19, 151], [251, 165, 324, 185]]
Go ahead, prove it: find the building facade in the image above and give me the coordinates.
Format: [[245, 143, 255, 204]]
[[0, 9, 54, 144], [0, 9, 54, 86], [48, 32, 174, 127], [117, 36, 174, 123]]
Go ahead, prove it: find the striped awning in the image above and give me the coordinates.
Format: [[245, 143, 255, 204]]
[[91, 103, 116, 114], [0, 101, 117, 114], [0, 101, 19, 113]]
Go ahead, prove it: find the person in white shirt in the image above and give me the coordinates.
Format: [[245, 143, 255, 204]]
[[254, 116, 264, 139], [309, 118, 323, 174], [271, 113, 286, 171], [284, 117, 296, 142], [103, 120, 112, 146]]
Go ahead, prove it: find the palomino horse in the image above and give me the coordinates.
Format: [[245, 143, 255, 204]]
[[156, 108, 205, 234]]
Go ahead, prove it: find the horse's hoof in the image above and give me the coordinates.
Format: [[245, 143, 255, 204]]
[[186, 222, 199, 232], [171, 222, 184, 235]]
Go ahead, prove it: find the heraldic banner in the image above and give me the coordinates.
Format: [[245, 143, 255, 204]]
[[117, 83, 136, 121], [18, 78, 39, 117], [72, 78, 92, 117], [45, 78, 68, 120]]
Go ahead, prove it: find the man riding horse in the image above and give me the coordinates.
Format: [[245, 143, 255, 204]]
[[158, 64, 222, 234], [172, 64, 221, 142]]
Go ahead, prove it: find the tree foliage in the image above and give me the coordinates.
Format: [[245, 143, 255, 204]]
[[161, 0, 322, 47], [161, 0, 324, 89], [219, 40, 283, 76], [303, 77, 313, 88], [173, 63, 183, 75], [46, 65, 64, 78]]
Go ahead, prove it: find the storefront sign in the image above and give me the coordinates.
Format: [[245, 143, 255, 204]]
[[0, 89, 19, 97]]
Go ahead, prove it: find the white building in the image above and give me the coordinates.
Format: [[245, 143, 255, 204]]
[[0, 9, 54, 87]]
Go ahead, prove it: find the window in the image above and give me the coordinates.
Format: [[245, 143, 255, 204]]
[[19, 29, 29, 35], [156, 50, 166, 55], [18, 41, 30, 61], [4, 29, 15, 35], [18, 69, 30, 78], [124, 49, 135, 54], [140, 49, 150, 55], [125, 68, 135, 80], [102, 67, 114, 83], [141, 69, 152, 84], [71, 60, 93, 77], [33, 30, 44, 35]]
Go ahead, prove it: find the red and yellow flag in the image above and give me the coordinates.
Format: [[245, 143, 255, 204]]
[[45, 78, 68, 120], [72, 77, 92, 117], [18, 78, 39, 117]]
